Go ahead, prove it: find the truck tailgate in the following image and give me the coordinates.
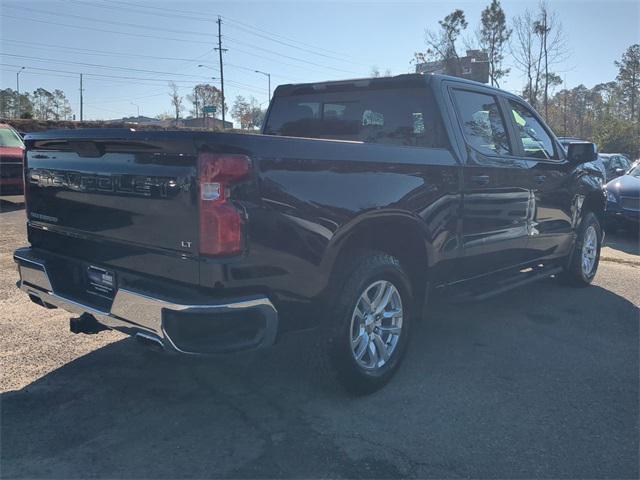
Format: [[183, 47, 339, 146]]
[[24, 130, 200, 282]]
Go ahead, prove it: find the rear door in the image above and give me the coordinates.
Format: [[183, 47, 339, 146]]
[[503, 98, 574, 261], [448, 85, 537, 278]]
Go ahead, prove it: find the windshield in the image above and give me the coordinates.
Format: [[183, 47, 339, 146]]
[[0, 127, 24, 148], [629, 165, 640, 177]]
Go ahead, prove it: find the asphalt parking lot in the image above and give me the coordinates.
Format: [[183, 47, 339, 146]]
[[1, 199, 638, 479]]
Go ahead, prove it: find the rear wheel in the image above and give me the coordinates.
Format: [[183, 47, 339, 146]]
[[560, 212, 602, 286], [327, 252, 413, 395]]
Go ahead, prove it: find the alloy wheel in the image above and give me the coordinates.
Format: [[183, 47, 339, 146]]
[[349, 280, 403, 370]]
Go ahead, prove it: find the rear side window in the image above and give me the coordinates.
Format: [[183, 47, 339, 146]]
[[264, 88, 447, 148], [451, 89, 511, 156], [508, 100, 558, 160]]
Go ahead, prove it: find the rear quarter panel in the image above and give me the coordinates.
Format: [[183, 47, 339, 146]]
[[194, 133, 461, 329]]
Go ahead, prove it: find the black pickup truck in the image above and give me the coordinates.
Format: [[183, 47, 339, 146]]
[[15, 74, 605, 393]]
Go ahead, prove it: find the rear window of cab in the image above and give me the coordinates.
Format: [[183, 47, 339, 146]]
[[264, 88, 448, 149]]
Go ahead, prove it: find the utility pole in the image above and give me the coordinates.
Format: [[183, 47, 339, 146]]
[[79, 73, 84, 122], [563, 75, 567, 137], [194, 88, 199, 120], [16, 66, 25, 119], [216, 16, 227, 128]]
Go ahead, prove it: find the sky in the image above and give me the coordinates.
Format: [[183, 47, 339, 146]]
[[1, 0, 639, 124]]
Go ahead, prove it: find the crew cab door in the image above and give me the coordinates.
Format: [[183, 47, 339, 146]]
[[502, 98, 574, 260], [448, 86, 537, 278]]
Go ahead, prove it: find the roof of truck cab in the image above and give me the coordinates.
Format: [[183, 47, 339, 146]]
[[273, 73, 515, 98]]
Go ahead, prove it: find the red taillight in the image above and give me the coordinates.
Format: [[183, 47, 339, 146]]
[[198, 152, 251, 256]]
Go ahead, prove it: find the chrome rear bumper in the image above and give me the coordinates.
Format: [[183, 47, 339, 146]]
[[14, 248, 278, 355]]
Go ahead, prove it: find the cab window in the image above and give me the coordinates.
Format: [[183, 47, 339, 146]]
[[451, 89, 511, 156], [508, 100, 557, 160], [264, 88, 448, 148]]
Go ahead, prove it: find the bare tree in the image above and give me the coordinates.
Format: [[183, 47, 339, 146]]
[[511, 2, 568, 114], [534, 2, 568, 118], [32, 88, 55, 120], [414, 9, 468, 76], [52, 89, 72, 120], [168, 82, 183, 123], [511, 9, 540, 107], [370, 67, 392, 78]]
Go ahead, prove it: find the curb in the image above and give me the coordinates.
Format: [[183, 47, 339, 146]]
[[600, 256, 640, 267]]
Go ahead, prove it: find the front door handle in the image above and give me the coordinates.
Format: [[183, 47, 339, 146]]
[[470, 175, 490, 186]]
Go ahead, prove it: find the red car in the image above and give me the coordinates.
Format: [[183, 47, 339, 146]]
[[0, 124, 26, 195]]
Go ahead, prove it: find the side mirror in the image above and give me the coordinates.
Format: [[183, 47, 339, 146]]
[[614, 168, 626, 176], [567, 142, 598, 165]]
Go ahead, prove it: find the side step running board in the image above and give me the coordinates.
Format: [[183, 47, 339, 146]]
[[447, 265, 563, 303]]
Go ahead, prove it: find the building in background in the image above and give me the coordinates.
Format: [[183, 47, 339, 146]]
[[106, 115, 165, 126], [181, 117, 233, 130], [416, 50, 489, 84]]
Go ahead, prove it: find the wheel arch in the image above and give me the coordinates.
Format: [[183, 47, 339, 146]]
[[581, 189, 606, 229], [321, 211, 433, 307]]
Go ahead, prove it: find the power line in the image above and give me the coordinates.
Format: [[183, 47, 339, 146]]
[[7, 70, 212, 106], [214, 43, 346, 79], [223, 35, 358, 74], [0, 61, 266, 95], [2, 39, 215, 64], [221, 20, 363, 65], [67, 0, 360, 64], [0, 53, 219, 79], [102, 0, 360, 60], [5, 69, 79, 81], [0, 63, 203, 86], [4, 5, 361, 74], [2, 4, 213, 39], [3, 38, 301, 81], [2, 12, 357, 78], [0, 13, 212, 45]]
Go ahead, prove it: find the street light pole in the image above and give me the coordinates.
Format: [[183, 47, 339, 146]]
[[16, 66, 25, 119], [131, 102, 140, 118], [254, 70, 271, 101]]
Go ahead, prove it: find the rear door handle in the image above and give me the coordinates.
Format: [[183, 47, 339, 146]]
[[470, 175, 490, 186], [535, 175, 547, 184]]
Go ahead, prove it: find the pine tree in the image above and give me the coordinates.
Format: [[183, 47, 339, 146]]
[[479, 0, 511, 87], [615, 44, 640, 122]]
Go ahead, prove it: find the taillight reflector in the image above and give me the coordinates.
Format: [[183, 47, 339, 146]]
[[198, 153, 251, 256]]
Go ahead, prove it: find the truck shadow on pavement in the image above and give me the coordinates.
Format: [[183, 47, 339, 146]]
[[2, 279, 639, 479], [0, 199, 25, 213]]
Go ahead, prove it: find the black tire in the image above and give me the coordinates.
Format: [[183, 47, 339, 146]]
[[325, 251, 413, 395], [560, 212, 602, 286]]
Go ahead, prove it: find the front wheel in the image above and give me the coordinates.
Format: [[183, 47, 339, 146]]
[[560, 212, 602, 286], [327, 252, 413, 395]]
